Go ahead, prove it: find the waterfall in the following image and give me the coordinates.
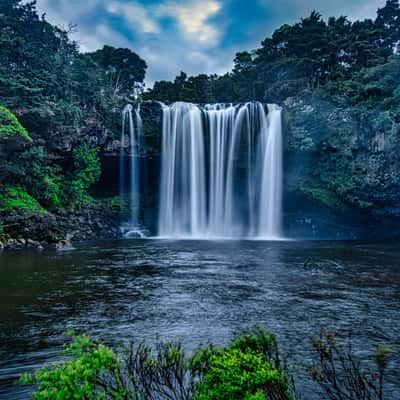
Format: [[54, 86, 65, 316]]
[[120, 104, 145, 237], [258, 104, 283, 238], [158, 102, 207, 237], [158, 102, 283, 239]]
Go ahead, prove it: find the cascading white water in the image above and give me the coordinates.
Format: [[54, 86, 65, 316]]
[[258, 104, 283, 238], [158, 102, 207, 237], [158, 101, 283, 239], [120, 104, 145, 237]]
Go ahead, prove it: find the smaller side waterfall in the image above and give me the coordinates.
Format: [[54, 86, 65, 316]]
[[120, 104, 145, 238]]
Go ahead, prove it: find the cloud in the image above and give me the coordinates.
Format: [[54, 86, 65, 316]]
[[340, 0, 385, 21], [36, 0, 388, 86], [128, 31, 234, 87], [77, 23, 131, 52], [156, 0, 223, 46], [37, 0, 102, 28], [106, 1, 160, 34]]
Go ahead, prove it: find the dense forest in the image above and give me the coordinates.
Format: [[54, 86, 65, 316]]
[[1, 0, 400, 246]]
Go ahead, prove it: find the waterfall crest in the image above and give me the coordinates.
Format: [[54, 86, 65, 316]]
[[158, 101, 283, 239], [120, 104, 145, 238]]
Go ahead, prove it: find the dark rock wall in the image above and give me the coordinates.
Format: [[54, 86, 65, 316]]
[[43, 99, 400, 239], [283, 94, 400, 214]]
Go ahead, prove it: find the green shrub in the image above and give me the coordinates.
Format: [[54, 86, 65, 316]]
[[229, 325, 282, 369], [20, 327, 293, 400], [192, 326, 291, 400], [66, 142, 101, 207], [195, 348, 289, 400], [2, 141, 101, 212], [17, 146, 63, 210], [20, 327, 393, 400], [20, 333, 122, 400], [309, 331, 393, 400]]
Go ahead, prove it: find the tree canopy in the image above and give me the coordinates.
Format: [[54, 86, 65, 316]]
[[0, 0, 147, 139]]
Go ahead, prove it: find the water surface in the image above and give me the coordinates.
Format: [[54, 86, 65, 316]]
[[0, 240, 399, 399]]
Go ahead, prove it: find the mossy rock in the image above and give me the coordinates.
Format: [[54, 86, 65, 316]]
[[0, 105, 32, 142], [0, 186, 47, 214], [299, 185, 347, 211]]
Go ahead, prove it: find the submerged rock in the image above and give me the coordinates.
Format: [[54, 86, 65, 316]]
[[56, 239, 70, 250], [27, 239, 40, 248]]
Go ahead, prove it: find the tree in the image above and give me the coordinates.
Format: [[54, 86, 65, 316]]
[[0, 0, 78, 108], [0, 105, 31, 185], [233, 51, 253, 73], [88, 45, 147, 96], [376, 0, 400, 50]]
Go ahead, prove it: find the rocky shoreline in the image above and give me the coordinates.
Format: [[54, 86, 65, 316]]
[[0, 200, 122, 251]]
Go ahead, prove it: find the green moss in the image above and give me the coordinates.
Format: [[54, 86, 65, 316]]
[[109, 196, 130, 212], [0, 186, 47, 214], [0, 105, 32, 142], [300, 185, 347, 210], [345, 195, 374, 209]]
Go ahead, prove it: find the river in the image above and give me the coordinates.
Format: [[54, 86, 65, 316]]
[[0, 239, 399, 399]]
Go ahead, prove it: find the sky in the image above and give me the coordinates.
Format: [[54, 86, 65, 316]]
[[36, 0, 387, 87]]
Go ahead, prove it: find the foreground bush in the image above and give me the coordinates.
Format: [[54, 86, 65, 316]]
[[21, 327, 292, 400], [194, 348, 288, 400], [191, 326, 291, 400], [308, 331, 392, 400], [20, 333, 121, 399], [20, 327, 392, 400]]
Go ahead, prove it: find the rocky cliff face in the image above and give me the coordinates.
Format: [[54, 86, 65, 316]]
[[29, 102, 163, 159], [283, 92, 400, 238], [284, 94, 400, 210], [33, 98, 400, 241]]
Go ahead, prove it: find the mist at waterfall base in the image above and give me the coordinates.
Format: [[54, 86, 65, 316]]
[[119, 101, 284, 240]]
